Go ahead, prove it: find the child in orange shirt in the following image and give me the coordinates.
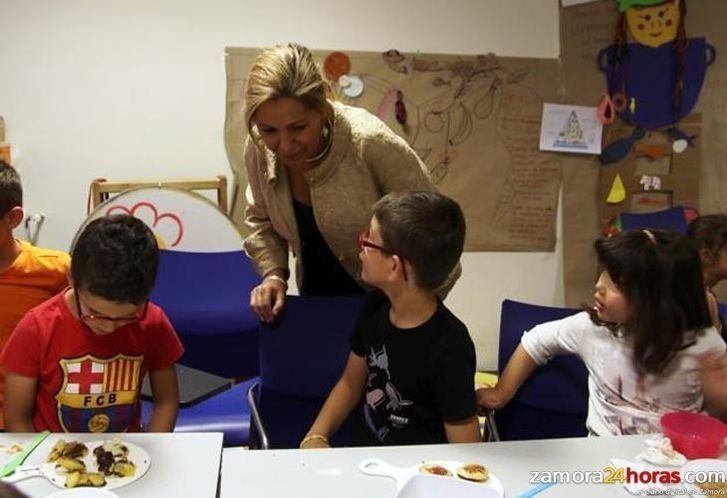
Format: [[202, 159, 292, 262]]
[[0, 161, 69, 428]]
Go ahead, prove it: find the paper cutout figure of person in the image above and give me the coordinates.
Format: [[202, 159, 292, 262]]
[[597, 0, 715, 157]]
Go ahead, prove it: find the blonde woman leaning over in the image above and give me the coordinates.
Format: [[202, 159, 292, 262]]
[[241, 43, 456, 322]]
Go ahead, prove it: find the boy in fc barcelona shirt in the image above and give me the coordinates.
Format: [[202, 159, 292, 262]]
[[0, 215, 183, 433]]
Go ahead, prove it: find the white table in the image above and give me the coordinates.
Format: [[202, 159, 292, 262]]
[[221, 435, 660, 497], [4, 432, 223, 498]]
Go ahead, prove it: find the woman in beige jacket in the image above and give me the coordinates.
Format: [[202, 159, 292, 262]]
[[242, 43, 450, 322]]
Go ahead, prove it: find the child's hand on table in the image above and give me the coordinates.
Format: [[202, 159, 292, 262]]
[[299, 434, 331, 449]]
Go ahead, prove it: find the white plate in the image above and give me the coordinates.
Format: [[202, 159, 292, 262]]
[[359, 458, 504, 498], [681, 458, 727, 495], [46, 488, 119, 497], [5, 439, 150, 491], [44, 440, 150, 490]]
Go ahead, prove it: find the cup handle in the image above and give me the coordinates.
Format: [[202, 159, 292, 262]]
[[358, 458, 401, 478], [359, 458, 415, 491]]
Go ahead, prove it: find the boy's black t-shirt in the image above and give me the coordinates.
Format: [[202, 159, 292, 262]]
[[350, 291, 477, 446]]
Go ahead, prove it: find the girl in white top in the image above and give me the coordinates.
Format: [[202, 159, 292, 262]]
[[479, 230, 727, 436]]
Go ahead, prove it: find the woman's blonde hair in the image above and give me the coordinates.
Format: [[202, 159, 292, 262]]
[[244, 43, 332, 143]]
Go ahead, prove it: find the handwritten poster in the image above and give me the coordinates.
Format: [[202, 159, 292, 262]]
[[225, 48, 561, 251]]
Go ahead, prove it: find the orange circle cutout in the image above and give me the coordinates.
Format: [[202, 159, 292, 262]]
[[324, 51, 351, 81]]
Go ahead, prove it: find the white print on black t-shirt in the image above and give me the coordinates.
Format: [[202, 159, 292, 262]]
[[364, 345, 413, 441]]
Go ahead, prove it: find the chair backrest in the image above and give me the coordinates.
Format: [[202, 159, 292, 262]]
[[150, 249, 261, 378], [254, 294, 365, 448], [259, 295, 365, 396], [151, 249, 260, 335], [719, 302, 727, 340], [620, 205, 688, 234], [495, 299, 589, 440]]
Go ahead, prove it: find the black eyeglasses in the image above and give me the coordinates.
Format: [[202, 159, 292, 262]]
[[357, 229, 408, 281], [74, 289, 148, 324]]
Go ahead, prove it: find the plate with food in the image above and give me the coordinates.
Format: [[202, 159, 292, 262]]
[[359, 458, 504, 498], [45, 488, 119, 497], [3, 437, 150, 490], [681, 458, 727, 495]]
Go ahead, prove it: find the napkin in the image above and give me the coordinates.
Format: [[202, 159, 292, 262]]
[[636, 435, 686, 467], [610, 458, 683, 496]]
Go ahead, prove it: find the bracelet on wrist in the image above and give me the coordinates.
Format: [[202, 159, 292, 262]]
[[300, 433, 329, 448], [264, 274, 288, 290]]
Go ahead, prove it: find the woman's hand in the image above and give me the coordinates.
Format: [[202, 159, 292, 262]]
[[249, 275, 287, 323]]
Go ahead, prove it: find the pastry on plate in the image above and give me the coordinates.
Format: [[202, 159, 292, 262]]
[[48, 440, 89, 462], [65, 471, 106, 488], [418, 463, 452, 477], [456, 462, 489, 482]]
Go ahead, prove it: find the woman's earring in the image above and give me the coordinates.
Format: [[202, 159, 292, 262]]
[[322, 126, 330, 139]]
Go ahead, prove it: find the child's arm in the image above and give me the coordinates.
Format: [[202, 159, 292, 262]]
[[477, 344, 538, 410], [706, 290, 723, 334], [701, 352, 727, 421], [4, 372, 38, 432], [145, 366, 179, 432], [300, 352, 368, 449], [444, 415, 482, 443]]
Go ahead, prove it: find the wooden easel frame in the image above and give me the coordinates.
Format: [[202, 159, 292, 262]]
[[89, 176, 228, 213]]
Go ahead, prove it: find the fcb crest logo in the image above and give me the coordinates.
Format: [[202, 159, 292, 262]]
[[56, 353, 142, 433]]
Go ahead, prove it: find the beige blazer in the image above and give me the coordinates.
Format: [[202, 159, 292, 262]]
[[242, 101, 459, 294]]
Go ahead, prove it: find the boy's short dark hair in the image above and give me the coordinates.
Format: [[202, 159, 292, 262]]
[[373, 191, 465, 291], [71, 215, 158, 304], [687, 214, 727, 258], [0, 160, 22, 217]]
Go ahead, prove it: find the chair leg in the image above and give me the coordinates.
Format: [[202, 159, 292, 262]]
[[246, 382, 270, 450], [482, 409, 501, 442]]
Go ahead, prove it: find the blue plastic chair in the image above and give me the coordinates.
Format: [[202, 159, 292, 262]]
[[247, 295, 365, 449], [620, 206, 688, 234], [141, 376, 256, 447], [145, 249, 261, 447], [492, 299, 589, 441], [150, 249, 261, 378], [718, 302, 727, 340]]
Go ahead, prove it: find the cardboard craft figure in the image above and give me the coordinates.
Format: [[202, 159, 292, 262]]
[[597, 0, 715, 163]]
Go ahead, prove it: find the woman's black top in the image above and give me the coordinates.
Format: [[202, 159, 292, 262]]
[[292, 199, 364, 296]]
